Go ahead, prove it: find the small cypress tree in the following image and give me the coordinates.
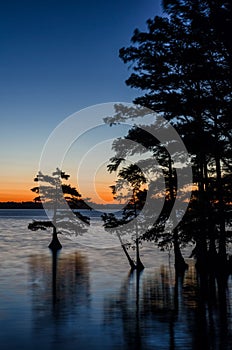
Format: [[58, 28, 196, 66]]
[[28, 168, 90, 250]]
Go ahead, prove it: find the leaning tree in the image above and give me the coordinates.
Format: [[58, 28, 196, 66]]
[[102, 163, 148, 271]]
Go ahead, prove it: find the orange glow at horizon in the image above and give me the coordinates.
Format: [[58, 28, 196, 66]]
[[0, 164, 125, 204], [0, 188, 35, 202], [0, 181, 196, 204], [0, 170, 37, 202], [0, 181, 117, 204]]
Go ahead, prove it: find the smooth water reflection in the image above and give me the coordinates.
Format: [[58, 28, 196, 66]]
[[29, 251, 93, 349], [103, 266, 232, 350], [0, 214, 232, 349], [29, 251, 90, 320]]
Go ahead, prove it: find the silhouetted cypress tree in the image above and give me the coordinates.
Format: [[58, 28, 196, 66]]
[[28, 168, 89, 250]]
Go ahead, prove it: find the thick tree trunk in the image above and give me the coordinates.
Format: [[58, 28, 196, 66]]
[[168, 156, 187, 273], [194, 240, 208, 273], [173, 228, 188, 273]]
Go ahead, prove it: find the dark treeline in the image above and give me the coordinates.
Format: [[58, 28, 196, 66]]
[[0, 200, 90, 209], [103, 0, 232, 274], [0, 201, 43, 209]]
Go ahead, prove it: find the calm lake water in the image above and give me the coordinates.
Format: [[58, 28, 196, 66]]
[[0, 209, 232, 349]]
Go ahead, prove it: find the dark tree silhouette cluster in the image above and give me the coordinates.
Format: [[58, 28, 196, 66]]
[[104, 0, 232, 273]]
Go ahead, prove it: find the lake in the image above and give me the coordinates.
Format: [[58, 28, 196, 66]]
[[0, 209, 232, 349]]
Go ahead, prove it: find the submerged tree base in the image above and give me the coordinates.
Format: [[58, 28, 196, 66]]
[[175, 258, 188, 274], [122, 245, 145, 271], [136, 258, 145, 271], [48, 235, 62, 251]]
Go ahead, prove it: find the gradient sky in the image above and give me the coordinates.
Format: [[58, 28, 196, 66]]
[[0, 0, 162, 203]]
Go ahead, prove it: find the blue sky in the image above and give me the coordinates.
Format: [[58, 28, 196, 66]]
[[0, 0, 162, 202]]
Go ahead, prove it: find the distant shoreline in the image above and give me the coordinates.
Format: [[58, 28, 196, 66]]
[[0, 201, 121, 210], [0, 202, 43, 209]]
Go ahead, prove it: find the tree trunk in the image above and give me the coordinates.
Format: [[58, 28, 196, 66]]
[[117, 232, 136, 270], [122, 244, 137, 270], [136, 238, 144, 271], [215, 154, 227, 266], [173, 228, 188, 273], [134, 191, 144, 271], [195, 152, 209, 272]]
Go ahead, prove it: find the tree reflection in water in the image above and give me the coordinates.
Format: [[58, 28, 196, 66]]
[[104, 262, 232, 349], [28, 251, 90, 322]]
